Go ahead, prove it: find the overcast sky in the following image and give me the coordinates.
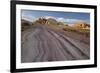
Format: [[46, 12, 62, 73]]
[[21, 9, 90, 24]]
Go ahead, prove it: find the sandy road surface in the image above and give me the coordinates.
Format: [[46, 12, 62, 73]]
[[21, 25, 90, 63]]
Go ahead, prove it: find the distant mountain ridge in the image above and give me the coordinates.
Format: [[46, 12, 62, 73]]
[[21, 19, 32, 25], [21, 19, 32, 31], [22, 17, 90, 29]]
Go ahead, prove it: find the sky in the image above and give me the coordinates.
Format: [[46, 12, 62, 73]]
[[21, 9, 90, 24]]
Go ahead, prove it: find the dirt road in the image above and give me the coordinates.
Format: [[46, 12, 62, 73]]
[[21, 25, 90, 63]]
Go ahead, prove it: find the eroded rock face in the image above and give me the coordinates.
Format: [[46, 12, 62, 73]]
[[35, 18, 48, 25], [34, 17, 58, 25], [72, 22, 90, 29]]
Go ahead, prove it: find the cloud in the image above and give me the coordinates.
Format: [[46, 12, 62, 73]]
[[65, 19, 84, 23], [43, 16, 88, 24], [56, 17, 87, 24], [22, 14, 35, 22], [21, 14, 88, 24], [44, 16, 56, 20], [57, 17, 66, 22]]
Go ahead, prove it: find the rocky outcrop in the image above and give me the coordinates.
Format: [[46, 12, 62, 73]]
[[72, 22, 90, 29], [34, 17, 61, 25]]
